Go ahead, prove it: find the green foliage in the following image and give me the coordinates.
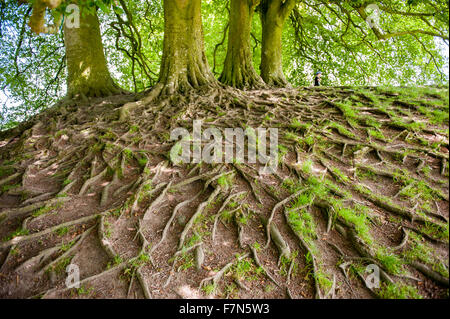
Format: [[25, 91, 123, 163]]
[[232, 256, 264, 282], [286, 207, 317, 248], [202, 283, 217, 295], [217, 173, 234, 189], [377, 283, 422, 299], [403, 233, 449, 278], [55, 226, 69, 236], [1, 0, 448, 129], [376, 248, 405, 275], [51, 256, 73, 274]]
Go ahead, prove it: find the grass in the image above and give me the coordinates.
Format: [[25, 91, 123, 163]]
[[336, 205, 373, 244], [123, 148, 134, 160], [420, 165, 432, 177], [330, 166, 350, 183], [419, 222, 449, 242], [221, 209, 235, 223], [62, 178, 72, 186], [315, 268, 333, 291], [186, 232, 202, 248], [417, 106, 449, 125], [290, 118, 312, 131], [367, 128, 386, 141], [377, 283, 422, 299], [137, 157, 148, 167], [2, 227, 29, 242], [121, 252, 152, 277], [129, 125, 140, 133], [217, 173, 234, 189], [355, 168, 377, 181], [177, 253, 195, 271], [301, 160, 314, 175], [391, 116, 426, 131], [224, 282, 238, 298], [138, 183, 153, 203], [264, 284, 275, 293], [334, 101, 358, 120], [281, 178, 302, 194], [233, 257, 264, 281], [74, 285, 94, 296], [403, 233, 449, 278]]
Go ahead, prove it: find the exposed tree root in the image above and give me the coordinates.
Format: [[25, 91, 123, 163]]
[[1, 86, 448, 299]]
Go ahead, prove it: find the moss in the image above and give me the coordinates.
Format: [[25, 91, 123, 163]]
[[0, 166, 14, 178]]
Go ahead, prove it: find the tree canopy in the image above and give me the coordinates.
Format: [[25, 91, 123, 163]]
[[0, 0, 448, 129]]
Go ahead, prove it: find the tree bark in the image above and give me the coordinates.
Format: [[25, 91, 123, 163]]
[[64, 5, 121, 98], [219, 0, 264, 89], [157, 0, 216, 95], [259, 0, 296, 87]]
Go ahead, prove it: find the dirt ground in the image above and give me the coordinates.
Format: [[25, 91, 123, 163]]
[[0, 86, 448, 299]]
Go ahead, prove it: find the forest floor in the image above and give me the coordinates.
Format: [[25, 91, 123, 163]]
[[0, 85, 448, 299]]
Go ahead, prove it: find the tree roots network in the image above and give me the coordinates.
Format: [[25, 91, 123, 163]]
[[0, 86, 448, 299]]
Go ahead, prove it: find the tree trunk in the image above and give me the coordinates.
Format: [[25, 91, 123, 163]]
[[219, 0, 264, 89], [259, 0, 295, 87], [64, 5, 121, 98], [157, 0, 216, 95]]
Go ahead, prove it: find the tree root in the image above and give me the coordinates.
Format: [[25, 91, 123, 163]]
[[212, 191, 247, 243], [267, 221, 291, 266], [195, 243, 205, 270], [0, 172, 21, 188], [136, 266, 152, 299], [0, 213, 100, 251], [143, 181, 173, 220], [40, 226, 94, 275], [39, 261, 128, 299], [15, 244, 63, 273]]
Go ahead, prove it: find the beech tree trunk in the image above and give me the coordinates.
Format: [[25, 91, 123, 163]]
[[219, 0, 263, 89], [259, 0, 296, 87], [64, 5, 121, 98], [157, 0, 216, 95]]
